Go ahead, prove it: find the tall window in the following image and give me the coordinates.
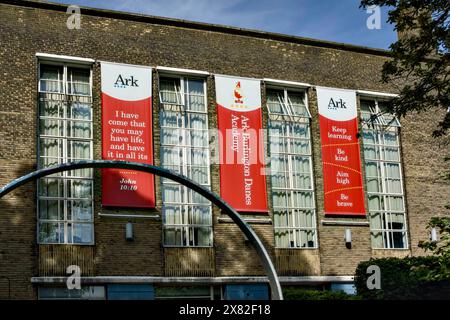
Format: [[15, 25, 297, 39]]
[[267, 88, 317, 248], [361, 99, 408, 249], [159, 76, 212, 247], [38, 64, 93, 244]]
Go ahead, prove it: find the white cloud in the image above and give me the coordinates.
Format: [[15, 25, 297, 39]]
[[107, 0, 286, 31]]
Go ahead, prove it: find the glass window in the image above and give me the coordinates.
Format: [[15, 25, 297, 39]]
[[267, 88, 317, 249], [38, 286, 105, 300], [39, 65, 64, 93], [361, 99, 407, 249], [38, 64, 93, 245], [159, 76, 212, 247]]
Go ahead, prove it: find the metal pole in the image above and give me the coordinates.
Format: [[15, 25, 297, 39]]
[[0, 160, 283, 300]]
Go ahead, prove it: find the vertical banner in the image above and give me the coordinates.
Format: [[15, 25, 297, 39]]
[[215, 75, 268, 213], [101, 62, 155, 208], [317, 87, 366, 216]]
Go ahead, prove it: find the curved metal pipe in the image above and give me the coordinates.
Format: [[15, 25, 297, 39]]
[[0, 160, 283, 300]]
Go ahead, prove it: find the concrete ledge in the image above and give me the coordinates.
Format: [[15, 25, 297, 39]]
[[98, 212, 160, 219], [31, 275, 354, 285], [321, 220, 370, 227], [217, 217, 273, 225]]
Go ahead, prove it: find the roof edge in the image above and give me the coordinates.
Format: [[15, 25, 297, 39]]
[[1, 0, 392, 57]]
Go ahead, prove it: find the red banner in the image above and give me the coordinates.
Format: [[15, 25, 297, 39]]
[[317, 87, 366, 216], [215, 75, 268, 213], [101, 62, 155, 208]]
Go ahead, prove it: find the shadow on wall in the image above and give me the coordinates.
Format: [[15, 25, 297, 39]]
[[0, 161, 38, 299]]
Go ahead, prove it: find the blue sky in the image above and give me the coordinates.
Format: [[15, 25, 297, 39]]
[[48, 0, 397, 49]]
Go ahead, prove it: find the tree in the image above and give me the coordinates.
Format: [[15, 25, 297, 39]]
[[360, 0, 449, 137], [418, 216, 450, 281], [417, 156, 450, 281]]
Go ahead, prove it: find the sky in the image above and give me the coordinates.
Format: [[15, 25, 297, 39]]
[[46, 0, 397, 50]]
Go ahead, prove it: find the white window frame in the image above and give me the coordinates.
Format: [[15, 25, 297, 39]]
[[37, 62, 94, 245], [361, 98, 408, 250], [267, 87, 318, 249], [159, 74, 213, 247]]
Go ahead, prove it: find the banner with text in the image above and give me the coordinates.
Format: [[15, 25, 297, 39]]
[[215, 75, 268, 213], [101, 62, 155, 208], [317, 87, 366, 216]]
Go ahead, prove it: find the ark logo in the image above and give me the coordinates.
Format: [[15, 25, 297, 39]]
[[114, 74, 139, 89], [234, 81, 244, 104], [328, 97, 347, 110]]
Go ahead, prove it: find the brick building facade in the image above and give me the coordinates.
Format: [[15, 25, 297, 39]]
[[0, 0, 448, 300]]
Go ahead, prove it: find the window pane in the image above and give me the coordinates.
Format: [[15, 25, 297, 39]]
[[362, 130, 377, 144], [68, 141, 91, 160], [162, 185, 182, 203], [189, 166, 209, 184], [291, 139, 310, 154], [69, 102, 92, 120], [39, 99, 63, 118], [364, 146, 380, 160], [68, 180, 92, 199], [39, 200, 62, 220], [68, 121, 92, 139], [383, 131, 398, 146], [161, 127, 180, 145], [371, 231, 384, 248], [40, 119, 63, 137], [164, 227, 182, 246], [38, 178, 63, 198], [293, 191, 313, 208], [267, 91, 284, 114], [367, 177, 381, 193], [291, 123, 309, 139], [365, 161, 379, 177], [392, 232, 405, 248], [368, 195, 383, 211], [160, 79, 181, 104], [69, 200, 92, 221], [387, 196, 404, 211], [39, 222, 63, 243], [68, 68, 90, 95], [164, 205, 182, 224], [288, 92, 308, 117], [40, 138, 62, 158], [161, 147, 181, 167], [194, 227, 212, 246], [72, 223, 93, 244], [160, 111, 179, 127], [187, 79, 204, 95], [40, 65, 63, 93]]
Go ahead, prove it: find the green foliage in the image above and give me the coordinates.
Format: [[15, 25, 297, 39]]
[[355, 257, 450, 299], [360, 0, 450, 137], [419, 217, 450, 256], [282, 287, 361, 300]]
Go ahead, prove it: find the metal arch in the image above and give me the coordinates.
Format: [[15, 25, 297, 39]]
[[0, 160, 283, 300]]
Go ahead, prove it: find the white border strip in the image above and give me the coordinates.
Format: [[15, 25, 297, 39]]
[[156, 66, 209, 76], [357, 89, 399, 99], [263, 78, 311, 89], [98, 60, 153, 69], [98, 213, 160, 219], [315, 85, 356, 93], [214, 73, 262, 81], [36, 53, 95, 64], [321, 220, 370, 226]]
